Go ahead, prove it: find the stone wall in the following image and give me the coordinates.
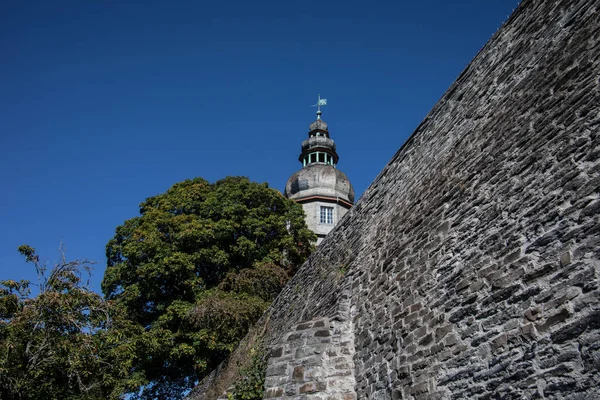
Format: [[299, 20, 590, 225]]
[[264, 315, 356, 399], [192, 0, 600, 398]]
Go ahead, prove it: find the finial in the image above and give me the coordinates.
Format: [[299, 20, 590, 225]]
[[312, 94, 327, 120]]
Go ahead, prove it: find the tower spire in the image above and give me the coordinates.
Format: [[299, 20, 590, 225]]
[[284, 97, 354, 245], [312, 94, 327, 120]]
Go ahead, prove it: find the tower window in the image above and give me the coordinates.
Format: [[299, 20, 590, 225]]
[[320, 206, 334, 224], [318, 153, 325, 162]]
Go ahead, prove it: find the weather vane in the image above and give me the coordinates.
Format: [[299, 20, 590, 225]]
[[312, 94, 327, 119]]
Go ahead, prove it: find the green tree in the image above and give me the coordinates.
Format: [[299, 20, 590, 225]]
[[0, 245, 140, 400], [102, 177, 315, 399]]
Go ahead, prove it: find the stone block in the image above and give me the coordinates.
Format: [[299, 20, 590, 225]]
[[551, 310, 600, 344], [288, 332, 303, 341], [435, 325, 453, 341], [313, 319, 327, 328], [295, 347, 311, 359], [559, 251, 572, 267], [490, 333, 508, 353], [266, 363, 288, 377], [264, 387, 284, 398], [299, 382, 317, 394], [536, 308, 571, 333], [419, 333, 434, 346], [292, 366, 305, 382], [270, 347, 283, 358], [524, 306, 542, 321], [444, 333, 460, 347], [297, 322, 313, 331], [409, 381, 430, 395]]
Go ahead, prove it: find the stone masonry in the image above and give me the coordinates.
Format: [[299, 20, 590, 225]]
[[264, 316, 356, 400], [191, 0, 600, 398]]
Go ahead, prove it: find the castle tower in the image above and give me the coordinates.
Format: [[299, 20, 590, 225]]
[[284, 96, 355, 244]]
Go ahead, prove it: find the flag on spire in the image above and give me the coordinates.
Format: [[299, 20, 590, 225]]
[[312, 94, 327, 118]]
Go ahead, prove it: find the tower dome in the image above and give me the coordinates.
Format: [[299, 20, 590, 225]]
[[284, 96, 354, 244], [284, 164, 354, 204]]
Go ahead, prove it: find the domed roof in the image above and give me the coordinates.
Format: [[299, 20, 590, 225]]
[[309, 119, 328, 132], [284, 164, 355, 204]]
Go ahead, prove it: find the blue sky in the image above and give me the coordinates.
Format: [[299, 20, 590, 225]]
[[1, 0, 520, 293]]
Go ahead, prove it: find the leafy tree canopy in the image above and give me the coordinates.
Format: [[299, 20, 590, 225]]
[[0, 245, 140, 400], [102, 176, 315, 399]]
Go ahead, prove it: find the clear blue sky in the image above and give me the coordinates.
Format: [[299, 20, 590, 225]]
[[1, 0, 520, 293]]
